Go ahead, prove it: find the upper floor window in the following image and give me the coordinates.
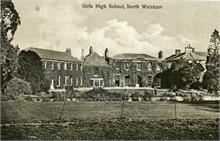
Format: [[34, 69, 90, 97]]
[[67, 62, 72, 70], [57, 62, 61, 70], [76, 77, 79, 86], [57, 75, 61, 86], [156, 65, 161, 71], [44, 60, 47, 69], [147, 63, 152, 71], [76, 63, 78, 71], [136, 63, 141, 71], [64, 76, 69, 86], [51, 61, 54, 70], [64, 62, 67, 70], [124, 63, 129, 70]]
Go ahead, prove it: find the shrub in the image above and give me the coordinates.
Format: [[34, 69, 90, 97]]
[[4, 77, 32, 100], [143, 90, 154, 101], [79, 88, 123, 101]]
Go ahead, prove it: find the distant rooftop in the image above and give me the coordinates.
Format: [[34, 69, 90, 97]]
[[112, 53, 159, 60], [24, 47, 80, 62], [83, 52, 110, 67]]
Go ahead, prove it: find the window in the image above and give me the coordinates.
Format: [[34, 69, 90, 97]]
[[70, 77, 73, 86], [80, 76, 83, 86], [70, 63, 73, 70], [51, 61, 54, 70], [57, 76, 61, 86], [44, 61, 47, 69], [57, 62, 61, 70], [76, 77, 78, 86], [147, 63, 152, 71], [89, 78, 104, 87], [136, 63, 141, 70], [64, 76, 69, 86], [156, 65, 161, 71], [80, 64, 83, 71], [76, 63, 78, 71], [64, 62, 67, 70], [124, 63, 129, 70], [147, 75, 152, 86]]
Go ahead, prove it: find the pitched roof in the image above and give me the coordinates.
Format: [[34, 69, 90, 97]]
[[83, 52, 110, 67], [112, 53, 159, 60], [24, 47, 80, 62], [166, 51, 207, 62]]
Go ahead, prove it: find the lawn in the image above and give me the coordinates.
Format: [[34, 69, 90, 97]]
[[1, 100, 219, 123]]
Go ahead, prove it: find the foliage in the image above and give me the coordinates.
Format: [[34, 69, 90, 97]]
[[1, 0, 21, 94], [203, 29, 220, 94], [160, 59, 203, 90], [16, 50, 50, 94], [79, 88, 123, 101], [3, 77, 32, 100]]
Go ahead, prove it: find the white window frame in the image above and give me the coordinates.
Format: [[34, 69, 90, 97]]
[[80, 76, 83, 86], [57, 76, 61, 87], [51, 61, 54, 70], [57, 62, 61, 70], [136, 63, 141, 71], [76, 77, 78, 86], [89, 78, 104, 87], [80, 64, 83, 71], [76, 63, 78, 71], [64, 62, 67, 70], [70, 77, 73, 86], [64, 76, 68, 86], [44, 60, 47, 69], [124, 63, 129, 71], [147, 63, 152, 71], [70, 63, 73, 70]]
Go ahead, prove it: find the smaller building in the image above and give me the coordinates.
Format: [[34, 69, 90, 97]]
[[24, 47, 83, 90], [82, 46, 111, 87], [166, 44, 207, 69], [110, 53, 163, 87]]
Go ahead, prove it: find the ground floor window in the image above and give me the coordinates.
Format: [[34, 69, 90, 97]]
[[89, 78, 104, 87]]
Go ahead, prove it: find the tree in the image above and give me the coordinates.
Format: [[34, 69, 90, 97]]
[[203, 29, 220, 94], [160, 59, 204, 90], [16, 50, 50, 94], [1, 0, 21, 94]]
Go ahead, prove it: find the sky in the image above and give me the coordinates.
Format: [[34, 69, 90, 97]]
[[12, 0, 220, 59]]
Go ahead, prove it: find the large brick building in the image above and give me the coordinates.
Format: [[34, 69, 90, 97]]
[[109, 53, 163, 87], [23, 46, 163, 89], [25, 48, 83, 90]]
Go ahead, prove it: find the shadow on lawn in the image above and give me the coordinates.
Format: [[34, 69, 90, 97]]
[[180, 101, 220, 113]]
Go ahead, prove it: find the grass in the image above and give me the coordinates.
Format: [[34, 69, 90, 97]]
[[1, 101, 219, 123], [1, 119, 219, 140]]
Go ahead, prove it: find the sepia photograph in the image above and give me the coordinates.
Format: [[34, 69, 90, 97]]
[[1, 0, 220, 140]]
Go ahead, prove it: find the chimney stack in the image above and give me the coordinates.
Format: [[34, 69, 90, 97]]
[[175, 49, 181, 56], [185, 44, 195, 54], [104, 48, 110, 63], [65, 48, 71, 55], [89, 46, 93, 55], [158, 50, 163, 59]]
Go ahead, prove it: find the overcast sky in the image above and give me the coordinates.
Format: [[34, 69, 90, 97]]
[[12, 0, 220, 58]]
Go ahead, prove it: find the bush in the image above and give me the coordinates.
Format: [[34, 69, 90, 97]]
[[79, 88, 123, 101], [4, 77, 32, 100], [143, 90, 154, 101]]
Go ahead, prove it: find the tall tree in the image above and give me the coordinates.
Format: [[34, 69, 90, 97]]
[[1, 0, 21, 94], [203, 29, 220, 94], [17, 51, 50, 94]]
